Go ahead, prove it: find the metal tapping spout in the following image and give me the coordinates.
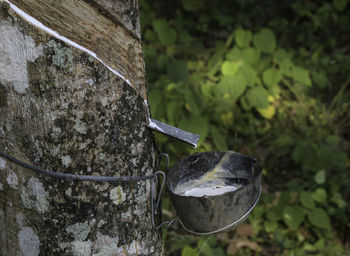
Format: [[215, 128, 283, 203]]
[[148, 118, 200, 148]]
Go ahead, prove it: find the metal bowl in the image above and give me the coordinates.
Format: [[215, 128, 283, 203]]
[[167, 151, 262, 234]]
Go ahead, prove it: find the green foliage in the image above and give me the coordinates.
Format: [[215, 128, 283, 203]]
[[221, 61, 240, 77], [300, 192, 315, 210], [263, 68, 281, 87], [308, 208, 331, 230], [314, 170, 326, 184], [312, 188, 327, 203], [235, 28, 252, 48], [282, 206, 305, 229], [181, 246, 197, 256], [140, 0, 350, 255], [253, 28, 276, 53], [246, 87, 269, 109], [153, 19, 177, 46], [292, 67, 312, 86], [211, 126, 228, 151], [167, 60, 189, 83]]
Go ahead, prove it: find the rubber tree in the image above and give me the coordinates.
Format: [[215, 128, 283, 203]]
[[0, 0, 162, 255]]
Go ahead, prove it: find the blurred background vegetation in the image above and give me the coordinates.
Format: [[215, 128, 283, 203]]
[[140, 0, 350, 255]]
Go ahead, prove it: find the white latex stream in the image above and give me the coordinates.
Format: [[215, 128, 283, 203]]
[[5, 0, 132, 86], [6, 0, 152, 112]]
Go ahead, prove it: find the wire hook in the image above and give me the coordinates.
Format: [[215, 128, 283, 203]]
[[151, 153, 177, 229]]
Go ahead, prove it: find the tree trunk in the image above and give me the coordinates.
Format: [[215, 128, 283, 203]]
[[0, 0, 162, 255]]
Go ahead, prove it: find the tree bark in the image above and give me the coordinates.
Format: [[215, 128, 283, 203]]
[[0, 1, 162, 255]]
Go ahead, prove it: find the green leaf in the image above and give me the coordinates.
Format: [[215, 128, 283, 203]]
[[279, 58, 294, 77], [266, 192, 291, 221], [240, 65, 258, 86], [333, 0, 348, 11], [230, 73, 248, 98], [153, 19, 176, 46], [304, 243, 316, 252], [312, 70, 327, 88], [241, 48, 260, 64], [278, 192, 291, 208], [300, 192, 315, 210], [312, 188, 327, 203], [326, 135, 339, 146], [221, 60, 241, 76], [226, 47, 243, 61], [148, 89, 163, 116], [250, 205, 264, 220], [314, 170, 326, 184], [235, 28, 252, 48], [167, 60, 189, 82], [167, 101, 180, 122], [262, 194, 274, 203], [178, 116, 208, 144], [170, 236, 194, 252], [287, 181, 302, 192], [245, 86, 269, 108], [268, 84, 281, 97], [156, 54, 169, 69], [211, 126, 228, 151], [263, 68, 282, 87], [257, 105, 276, 119], [253, 28, 276, 54], [267, 206, 282, 221], [275, 135, 294, 147], [179, 30, 192, 45], [144, 29, 157, 42], [211, 248, 225, 256], [182, 246, 198, 256], [274, 48, 289, 60], [185, 90, 200, 115], [274, 49, 295, 77], [331, 193, 346, 208], [197, 239, 214, 256], [240, 95, 252, 111], [291, 141, 316, 165], [264, 221, 278, 233], [181, 0, 204, 12], [308, 208, 331, 229], [314, 239, 325, 250], [218, 74, 247, 99], [328, 206, 336, 215], [282, 206, 305, 229], [292, 67, 312, 86], [201, 82, 214, 100], [225, 32, 235, 47]]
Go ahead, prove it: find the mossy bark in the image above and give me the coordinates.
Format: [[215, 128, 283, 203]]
[[0, 1, 162, 255]]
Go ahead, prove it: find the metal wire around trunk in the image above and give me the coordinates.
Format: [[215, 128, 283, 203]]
[[0, 151, 157, 182]]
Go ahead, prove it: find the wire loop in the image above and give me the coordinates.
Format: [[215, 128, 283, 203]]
[[150, 153, 177, 230]]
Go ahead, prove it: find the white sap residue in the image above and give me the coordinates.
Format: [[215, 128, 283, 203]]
[[147, 119, 164, 133], [183, 185, 238, 197], [173, 151, 243, 197]]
